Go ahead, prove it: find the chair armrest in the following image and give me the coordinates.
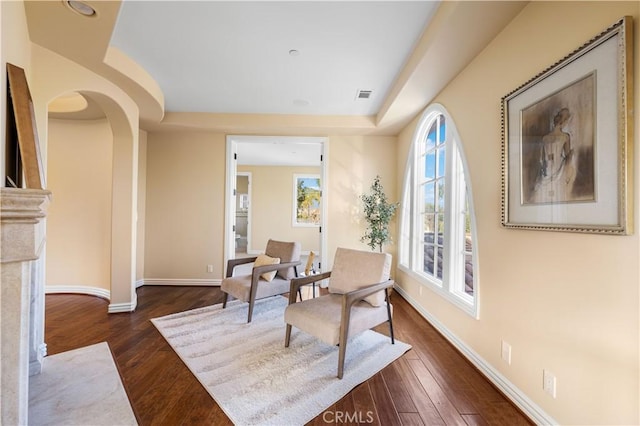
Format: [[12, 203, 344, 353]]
[[225, 256, 258, 278], [336, 279, 395, 379], [343, 279, 395, 308], [287, 271, 332, 304]]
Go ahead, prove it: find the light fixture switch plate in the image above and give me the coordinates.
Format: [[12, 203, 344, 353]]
[[501, 340, 512, 365], [543, 369, 557, 398]]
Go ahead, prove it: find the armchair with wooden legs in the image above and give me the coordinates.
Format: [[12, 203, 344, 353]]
[[221, 239, 301, 323], [284, 247, 395, 379]]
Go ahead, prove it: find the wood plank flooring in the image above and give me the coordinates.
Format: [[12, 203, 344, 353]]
[[43, 286, 532, 425]]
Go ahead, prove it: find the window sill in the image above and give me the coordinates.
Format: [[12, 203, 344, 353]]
[[398, 264, 478, 319]]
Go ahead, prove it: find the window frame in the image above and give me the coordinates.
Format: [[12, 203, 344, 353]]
[[399, 104, 479, 318]]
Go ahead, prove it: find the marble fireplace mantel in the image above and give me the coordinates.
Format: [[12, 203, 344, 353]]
[[1, 187, 51, 425]]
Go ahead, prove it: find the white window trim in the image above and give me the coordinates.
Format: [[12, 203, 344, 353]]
[[399, 103, 480, 318]]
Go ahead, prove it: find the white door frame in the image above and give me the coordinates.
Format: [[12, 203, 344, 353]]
[[224, 135, 328, 276]]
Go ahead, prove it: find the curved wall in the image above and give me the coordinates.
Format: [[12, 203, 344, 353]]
[[46, 118, 113, 297]]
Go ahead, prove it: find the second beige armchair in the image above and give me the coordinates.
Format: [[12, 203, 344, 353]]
[[221, 239, 301, 322], [284, 247, 395, 379]]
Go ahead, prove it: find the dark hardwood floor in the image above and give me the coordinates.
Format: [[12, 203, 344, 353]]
[[44, 286, 532, 425]]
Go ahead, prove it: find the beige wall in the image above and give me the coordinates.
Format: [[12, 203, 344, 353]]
[[144, 131, 226, 280], [145, 133, 397, 278], [238, 165, 321, 253], [46, 118, 113, 293], [396, 2, 639, 424], [326, 135, 398, 270]]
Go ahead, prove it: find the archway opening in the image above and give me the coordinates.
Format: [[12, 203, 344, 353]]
[[45, 90, 139, 313]]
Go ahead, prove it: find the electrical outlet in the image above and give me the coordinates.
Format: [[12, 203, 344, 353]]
[[501, 340, 511, 365], [207, 265, 213, 273], [543, 369, 557, 398]]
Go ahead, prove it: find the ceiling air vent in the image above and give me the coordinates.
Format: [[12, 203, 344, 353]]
[[355, 89, 372, 100]]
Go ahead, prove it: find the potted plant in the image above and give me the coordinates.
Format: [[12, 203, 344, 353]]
[[360, 175, 399, 252]]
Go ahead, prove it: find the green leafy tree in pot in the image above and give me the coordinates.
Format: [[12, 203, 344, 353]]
[[360, 175, 399, 252]]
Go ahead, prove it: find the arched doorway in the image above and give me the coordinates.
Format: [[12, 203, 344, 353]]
[[45, 90, 138, 313]]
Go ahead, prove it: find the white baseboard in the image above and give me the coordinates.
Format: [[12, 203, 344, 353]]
[[46, 285, 139, 313], [393, 285, 557, 426], [45, 285, 110, 300], [108, 301, 136, 313], [141, 278, 221, 287], [109, 291, 137, 313]]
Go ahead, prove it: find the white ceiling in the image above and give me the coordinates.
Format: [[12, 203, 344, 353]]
[[27, 0, 527, 165], [109, 1, 439, 116]]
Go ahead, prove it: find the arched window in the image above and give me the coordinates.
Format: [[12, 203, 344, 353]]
[[399, 104, 478, 317]]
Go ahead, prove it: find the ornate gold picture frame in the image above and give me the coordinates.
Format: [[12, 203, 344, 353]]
[[501, 17, 633, 234]]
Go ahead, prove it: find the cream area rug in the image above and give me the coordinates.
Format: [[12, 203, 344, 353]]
[[151, 296, 411, 425]]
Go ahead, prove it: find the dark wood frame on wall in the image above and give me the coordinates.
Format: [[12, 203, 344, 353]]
[[6, 63, 44, 189]]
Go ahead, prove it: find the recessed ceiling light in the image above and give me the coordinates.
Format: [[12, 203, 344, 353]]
[[65, 0, 96, 17], [289, 49, 300, 57]]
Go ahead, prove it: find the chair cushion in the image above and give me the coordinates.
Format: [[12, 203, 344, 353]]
[[254, 254, 280, 281], [265, 239, 301, 280], [328, 248, 391, 306], [221, 274, 291, 302], [284, 294, 392, 346]]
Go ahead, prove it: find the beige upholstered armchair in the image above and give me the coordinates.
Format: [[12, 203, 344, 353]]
[[221, 239, 301, 323], [284, 247, 395, 379]]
